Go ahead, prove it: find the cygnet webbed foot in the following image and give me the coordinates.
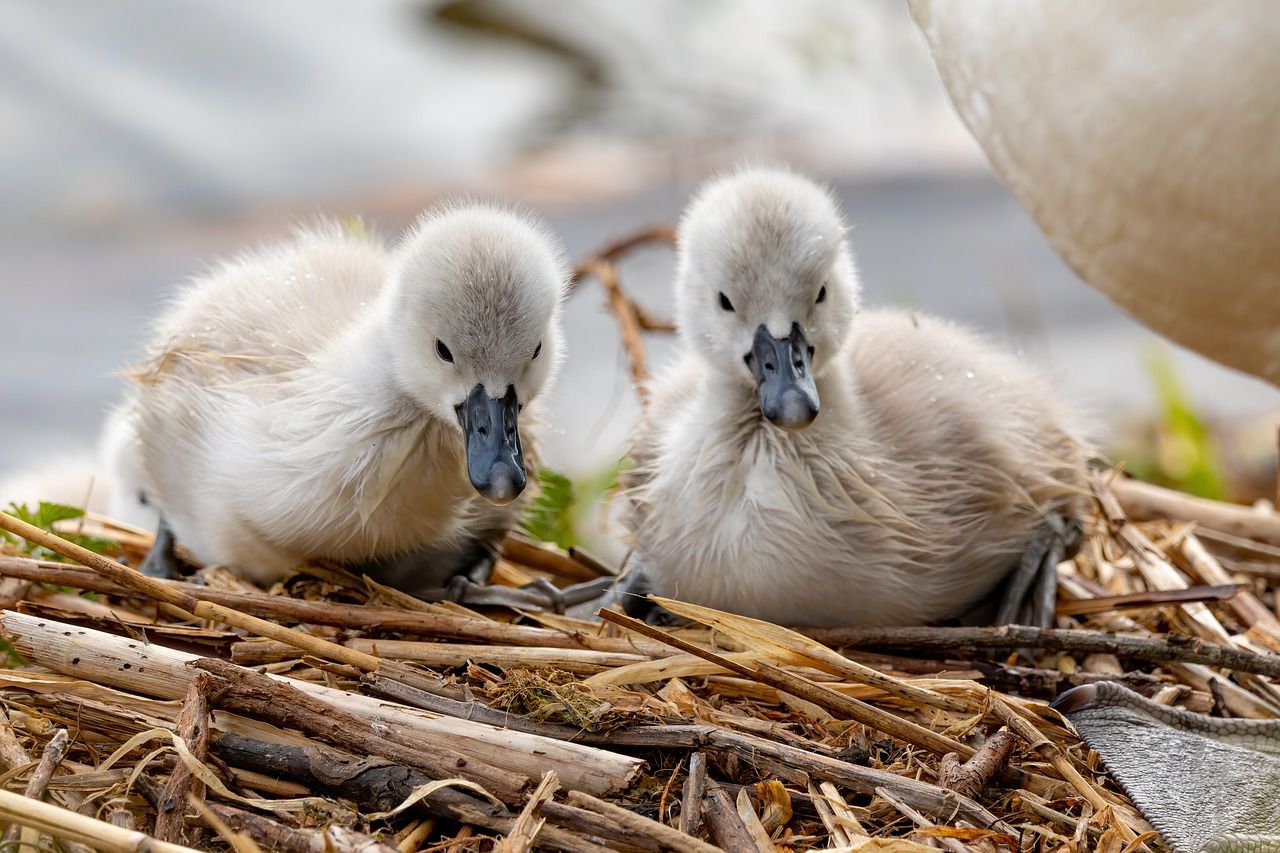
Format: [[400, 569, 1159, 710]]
[[139, 518, 181, 580], [443, 574, 617, 614], [994, 513, 1082, 627], [1055, 681, 1280, 853], [617, 571, 684, 626]]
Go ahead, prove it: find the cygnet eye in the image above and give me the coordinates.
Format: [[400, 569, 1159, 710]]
[[532, 341, 542, 360], [435, 340, 453, 363], [718, 292, 735, 312], [816, 284, 827, 304]]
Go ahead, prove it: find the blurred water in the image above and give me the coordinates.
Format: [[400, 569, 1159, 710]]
[[0, 0, 570, 221]]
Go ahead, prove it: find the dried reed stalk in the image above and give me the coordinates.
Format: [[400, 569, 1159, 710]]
[[0, 787, 200, 853], [1112, 476, 1280, 547]]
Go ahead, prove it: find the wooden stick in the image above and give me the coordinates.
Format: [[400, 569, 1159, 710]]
[[130, 770, 394, 853], [0, 611, 643, 795], [0, 512, 384, 672], [233, 638, 648, 674], [153, 674, 212, 844], [565, 790, 724, 853], [803, 623, 1280, 678], [1111, 477, 1280, 547], [938, 729, 1015, 800], [537, 803, 659, 853], [357, 673, 583, 741], [0, 556, 671, 656], [180, 793, 265, 853], [190, 657, 529, 803], [699, 780, 756, 853], [680, 752, 708, 838], [0, 787, 200, 853], [396, 820, 434, 853], [569, 224, 676, 282], [0, 705, 89, 846], [812, 781, 866, 845], [198, 802, 329, 853], [19, 728, 68, 803], [210, 733, 617, 853], [579, 257, 653, 399], [0, 727, 71, 846], [567, 224, 677, 399], [1054, 583, 1244, 616], [1194, 525, 1280, 563], [503, 534, 612, 582]]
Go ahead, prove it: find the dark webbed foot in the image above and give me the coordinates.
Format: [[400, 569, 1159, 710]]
[[994, 513, 1082, 628], [445, 575, 618, 614], [139, 518, 181, 580], [618, 571, 683, 626], [359, 534, 619, 613], [1054, 681, 1280, 852], [443, 575, 557, 613]]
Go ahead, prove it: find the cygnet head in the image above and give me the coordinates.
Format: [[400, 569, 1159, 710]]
[[675, 167, 859, 430], [383, 202, 568, 505]]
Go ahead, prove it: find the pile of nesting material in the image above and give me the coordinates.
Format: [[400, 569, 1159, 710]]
[[0, 473, 1277, 852]]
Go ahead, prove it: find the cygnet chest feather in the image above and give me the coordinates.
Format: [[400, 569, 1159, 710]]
[[630, 359, 1058, 626]]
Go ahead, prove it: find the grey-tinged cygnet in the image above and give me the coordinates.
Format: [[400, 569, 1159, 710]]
[[107, 203, 572, 607], [620, 167, 1090, 628]]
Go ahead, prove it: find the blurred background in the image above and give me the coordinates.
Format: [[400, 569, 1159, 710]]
[[2, 0, 1277, 543]]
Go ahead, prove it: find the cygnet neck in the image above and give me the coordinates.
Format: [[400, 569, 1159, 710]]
[[315, 300, 423, 427]]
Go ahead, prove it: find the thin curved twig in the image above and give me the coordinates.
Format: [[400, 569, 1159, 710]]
[[570, 225, 677, 401]]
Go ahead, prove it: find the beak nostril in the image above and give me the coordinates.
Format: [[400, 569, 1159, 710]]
[[807, 346, 815, 358]]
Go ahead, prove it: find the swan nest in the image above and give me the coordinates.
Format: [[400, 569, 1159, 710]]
[[0, 475, 1276, 851]]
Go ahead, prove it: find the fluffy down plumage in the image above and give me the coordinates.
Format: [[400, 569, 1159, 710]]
[[108, 204, 568, 586], [625, 167, 1089, 627]]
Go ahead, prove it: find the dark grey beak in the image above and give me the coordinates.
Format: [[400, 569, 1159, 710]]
[[748, 323, 819, 430], [455, 384, 526, 505]]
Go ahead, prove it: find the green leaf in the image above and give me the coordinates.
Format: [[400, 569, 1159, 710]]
[[1141, 347, 1226, 499], [519, 458, 634, 550], [3, 501, 115, 561], [34, 502, 86, 528], [521, 469, 577, 550]]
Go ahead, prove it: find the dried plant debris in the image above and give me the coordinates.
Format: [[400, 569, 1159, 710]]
[[0, 473, 1276, 850]]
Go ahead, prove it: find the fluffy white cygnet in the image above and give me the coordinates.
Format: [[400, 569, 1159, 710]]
[[108, 203, 568, 588], [623, 168, 1089, 627]]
